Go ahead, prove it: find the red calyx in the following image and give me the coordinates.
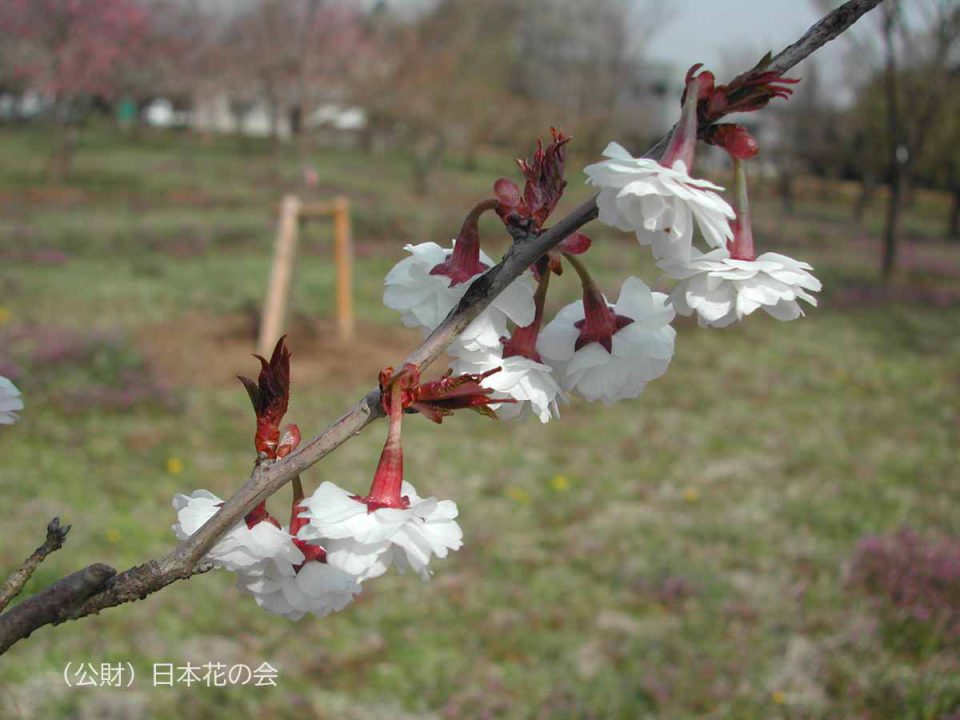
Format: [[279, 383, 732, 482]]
[[430, 199, 496, 287], [703, 124, 759, 160], [495, 127, 570, 234], [238, 336, 293, 460], [289, 502, 327, 567], [574, 284, 634, 354], [502, 268, 550, 362], [364, 375, 410, 510], [379, 363, 508, 425], [244, 500, 281, 530]]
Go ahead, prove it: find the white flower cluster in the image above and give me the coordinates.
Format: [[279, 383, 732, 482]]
[[383, 241, 536, 356], [586, 142, 821, 327], [171, 481, 462, 621], [385, 249, 678, 419]]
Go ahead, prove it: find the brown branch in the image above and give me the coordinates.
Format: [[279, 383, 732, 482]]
[[0, 518, 70, 613], [0, 0, 886, 655]]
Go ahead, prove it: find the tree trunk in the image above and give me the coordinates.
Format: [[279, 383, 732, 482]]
[[881, 167, 903, 279], [411, 132, 445, 197], [948, 188, 960, 240], [854, 175, 875, 224], [47, 99, 77, 183], [777, 166, 794, 215]]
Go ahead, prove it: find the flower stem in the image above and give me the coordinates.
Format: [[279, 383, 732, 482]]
[[563, 251, 595, 291], [660, 77, 702, 170], [365, 380, 407, 509], [433, 198, 499, 285], [728, 159, 755, 261], [502, 270, 549, 361]]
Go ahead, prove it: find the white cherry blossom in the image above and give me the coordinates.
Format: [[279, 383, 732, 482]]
[[383, 241, 536, 354], [236, 554, 362, 621], [171, 490, 300, 574], [663, 248, 821, 327], [297, 480, 463, 582], [584, 142, 735, 263], [538, 277, 676, 404]]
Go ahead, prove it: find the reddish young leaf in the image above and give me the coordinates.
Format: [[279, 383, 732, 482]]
[[238, 336, 293, 459]]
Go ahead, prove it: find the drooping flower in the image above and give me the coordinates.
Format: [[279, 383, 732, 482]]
[[451, 269, 563, 423], [235, 545, 361, 621], [383, 240, 535, 356], [664, 248, 821, 326], [584, 72, 735, 263], [0, 376, 23, 425], [538, 270, 676, 404], [297, 480, 463, 582], [297, 380, 463, 581], [661, 160, 820, 326], [171, 489, 301, 574]]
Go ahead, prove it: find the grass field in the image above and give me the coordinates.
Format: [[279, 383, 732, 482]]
[[0, 126, 958, 720]]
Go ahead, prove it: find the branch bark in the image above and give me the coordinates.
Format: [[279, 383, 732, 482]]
[[0, 518, 70, 613], [0, 0, 886, 655]]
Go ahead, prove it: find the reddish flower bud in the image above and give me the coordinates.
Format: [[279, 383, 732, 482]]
[[703, 124, 759, 160], [238, 336, 293, 460], [683, 59, 799, 140], [495, 127, 571, 233]]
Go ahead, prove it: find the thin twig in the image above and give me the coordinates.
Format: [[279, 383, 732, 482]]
[[0, 0, 885, 655], [0, 518, 71, 613]]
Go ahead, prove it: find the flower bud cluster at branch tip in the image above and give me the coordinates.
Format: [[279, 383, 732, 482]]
[[494, 127, 570, 234]]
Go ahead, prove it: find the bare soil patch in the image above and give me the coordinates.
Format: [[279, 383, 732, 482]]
[[137, 311, 421, 389]]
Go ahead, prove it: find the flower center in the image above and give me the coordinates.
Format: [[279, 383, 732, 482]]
[[564, 253, 633, 354], [573, 285, 634, 354]]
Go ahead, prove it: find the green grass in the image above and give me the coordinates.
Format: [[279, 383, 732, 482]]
[[0, 126, 959, 720]]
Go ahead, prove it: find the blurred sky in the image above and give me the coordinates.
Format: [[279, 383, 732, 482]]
[[640, 0, 891, 104], [645, 1, 828, 72]]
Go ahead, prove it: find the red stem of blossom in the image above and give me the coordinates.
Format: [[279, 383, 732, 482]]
[[660, 77, 704, 169], [364, 380, 408, 510], [429, 198, 498, 286], [501, 270, 550, 362], [727, 159, 756, 261]]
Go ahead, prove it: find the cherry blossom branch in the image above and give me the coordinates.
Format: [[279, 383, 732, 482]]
[[0, 518, 70, 613], [0, 0, 885, 655]]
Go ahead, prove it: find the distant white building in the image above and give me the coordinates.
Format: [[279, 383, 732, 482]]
[[183, 92, 366, 140]]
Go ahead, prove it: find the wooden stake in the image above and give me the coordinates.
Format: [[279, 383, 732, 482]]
[[258, 194, 302, 356], [333, 195, 354, 342]]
